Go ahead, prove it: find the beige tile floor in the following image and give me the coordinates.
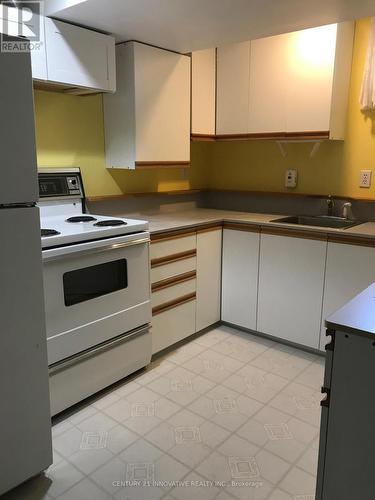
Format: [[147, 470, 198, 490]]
[[3, 325, 324, 500]]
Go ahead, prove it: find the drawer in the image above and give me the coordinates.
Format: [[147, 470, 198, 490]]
[[150, 233, 196, 260], [152, 277, 196, 309], [152, 298, 196, 354], [49, 326, 151, 416], [151, 255, 196, 283]]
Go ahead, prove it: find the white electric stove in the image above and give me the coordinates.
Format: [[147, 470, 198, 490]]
[[38, 168, 152, 416], [40, 213, 149, 249]]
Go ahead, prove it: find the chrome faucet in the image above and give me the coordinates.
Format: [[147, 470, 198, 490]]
[[342, 202, 352, 220], [326, 195, 334, 217]]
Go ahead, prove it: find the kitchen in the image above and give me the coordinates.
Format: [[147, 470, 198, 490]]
[[1, 1, 375, 499]]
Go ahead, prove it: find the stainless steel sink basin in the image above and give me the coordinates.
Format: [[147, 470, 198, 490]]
[[271, 215, 362, 229]]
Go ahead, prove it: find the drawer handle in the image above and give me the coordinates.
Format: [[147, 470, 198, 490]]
[[151, 230, 196, 243], [151, 249, 196, 268], [49, 324, 150, 374], [320, 387, 331, 408], [152, 270, 196, 292], [152, 292, 196, 316]]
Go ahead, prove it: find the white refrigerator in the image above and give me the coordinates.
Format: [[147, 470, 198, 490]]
[[0, 46, 52, 494]]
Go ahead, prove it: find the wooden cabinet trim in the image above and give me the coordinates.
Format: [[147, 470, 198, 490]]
[[261, 226, 327, 241], [193, 131, 330, 142], [135, 161, 190, 168], [151, 223, 223, 241], [196, 223, 223, 234], [328, 234, 375, 248], [191, 134, 216, 141], [223, 222, 260, 233], [152, 292, 196, 315], [150, 249, 197, 268], [151, 229, 197, 242], [152, 271, 196, 292]]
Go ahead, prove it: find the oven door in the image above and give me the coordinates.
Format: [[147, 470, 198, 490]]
[[42, 233, 151, 365]]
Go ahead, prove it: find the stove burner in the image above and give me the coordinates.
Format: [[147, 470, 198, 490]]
[[94, 219, 127, 227], [66, 216, 97, 223], [41, 229, 61, 237]]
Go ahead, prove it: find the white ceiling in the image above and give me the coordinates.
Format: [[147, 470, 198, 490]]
[[44, 0, 375, 52]]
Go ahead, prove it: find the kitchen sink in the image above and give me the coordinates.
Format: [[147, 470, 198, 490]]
[[271, 215, 362, 229]]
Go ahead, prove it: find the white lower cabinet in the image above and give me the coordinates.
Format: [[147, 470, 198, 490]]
[[320, 240, 375, 350], [196, 228, 222, 331], [151, 226, 223, 354], [258, 230, 327, 349], [221, 227, 260, 330]]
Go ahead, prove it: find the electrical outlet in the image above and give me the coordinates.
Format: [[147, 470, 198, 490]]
[[285, 169, 297, 188], [360, 170, 372, 188]]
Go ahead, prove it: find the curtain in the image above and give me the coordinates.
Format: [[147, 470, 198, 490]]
[[360, 17, 375, 111]]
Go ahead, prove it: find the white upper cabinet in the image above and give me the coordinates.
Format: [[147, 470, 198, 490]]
[[104, 42, 190, 168], [215, 22, 354, 139], [216, 41, 250, 135], [248, 33, 289, 135], [0, 5, 47, 80], [44, 18, 115, 92], [191, 48, 216, 137], [0, 6, 115, 91], [31, 13, 47, 81]]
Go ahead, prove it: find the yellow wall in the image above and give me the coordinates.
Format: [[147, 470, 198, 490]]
[[208, 18, 375, 198], [34, 90, 209, 197], [34, 18, 375, 199]]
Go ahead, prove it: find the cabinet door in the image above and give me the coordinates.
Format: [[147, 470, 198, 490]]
[[196, 228, 222, 331], [216, 41, 250, 135], [0, 5, 47, 79], [258, 233, 326, 349], [285, 24, 337, 133], [248, 34, 288, 134], [320, 242, 375, 350], [31, 13, 47, 80], [45, 18, 115, 91], [134, 42, 190, 163], [191, 48, 216, 136], [221, 228, 260, 330]]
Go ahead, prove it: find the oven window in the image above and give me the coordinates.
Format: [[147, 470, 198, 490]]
[[63, 259, 128, 306]]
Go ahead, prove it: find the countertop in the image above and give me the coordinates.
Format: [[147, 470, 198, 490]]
[[326, 282, 375, 337], [119, 207, 375, 239]]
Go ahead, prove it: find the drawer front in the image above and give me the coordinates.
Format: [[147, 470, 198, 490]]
[[151, 256, 196, 283], [150, 234, 196, 260], [152, 299, 196, 354], [49, 327, 151, 416], [152, 278, 196, 309]]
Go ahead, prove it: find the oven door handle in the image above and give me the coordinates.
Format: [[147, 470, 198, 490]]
[[43, 235, 150, 262], [49, 324, 150, 374]]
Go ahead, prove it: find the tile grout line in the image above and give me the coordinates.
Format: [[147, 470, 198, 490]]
[[50, 327, 323, 500]]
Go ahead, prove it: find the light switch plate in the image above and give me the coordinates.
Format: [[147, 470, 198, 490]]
[[360, 170, 372, 188], [285, 169, 297, 188]]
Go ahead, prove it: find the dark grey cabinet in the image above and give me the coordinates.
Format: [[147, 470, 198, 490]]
[[316, 284, 375, 500]]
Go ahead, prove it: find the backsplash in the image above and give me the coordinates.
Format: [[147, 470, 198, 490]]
[[88, 190, 375, 222], [33, 90, 209, 198]]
